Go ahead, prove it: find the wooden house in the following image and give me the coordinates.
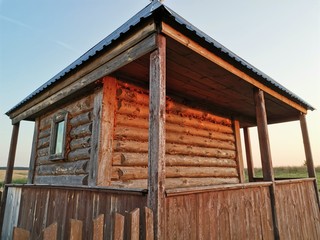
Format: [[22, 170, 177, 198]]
[[1, 1, 319, 239]]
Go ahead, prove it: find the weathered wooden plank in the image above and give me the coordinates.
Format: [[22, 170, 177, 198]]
[[93, 214, 104, 240], [70, 112, 91, 127], [39, 128, 51, 138], [148, 34, 166, 240], [37, 136, 50, 149], [70, 123, 93, 138], [37, 160, 88, 175], [113, 213, 124, 240], [0, 187, 22, 240], [28, 119, 39, 184], [97, 76, 117, 186], [12, 227, 30, 240], [233, 119, 245, 183], [34, 175, 88, 185], [145, 207, 154, 240], [129, 208, 140, 240], [68, 148, 91, 161], [43, 222, 58, 240], [89, 89, 103, 186], [69, 219, 83, 240], [70, 136, 91, 150], [243, 127, 255, 182], [11, 33, 157, 124], [254, 88, 274, 181], [113, 152, 237, 167]]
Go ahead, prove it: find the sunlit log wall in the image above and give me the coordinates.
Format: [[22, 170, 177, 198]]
[[111, 81, 239, 189], [33, 93, 94, 185]]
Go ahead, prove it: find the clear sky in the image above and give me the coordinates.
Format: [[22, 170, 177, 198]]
[[0, 0, 319, 168]]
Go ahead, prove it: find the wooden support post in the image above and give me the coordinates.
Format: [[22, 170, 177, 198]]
[[300, 113, 319, 206], [243, 127, 255, 182], [253, 88, 274, 181], [148, 34, 166, 240], [233, 119, 245, 183], [69, 219, 83, 240], [0, 122, 20, 235], [43, 222, 58, 240], [13, 227, 30, 240], [28, 120, 39, 184]]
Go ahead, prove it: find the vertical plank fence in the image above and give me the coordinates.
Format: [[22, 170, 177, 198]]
[[11, 208, 154, 240]]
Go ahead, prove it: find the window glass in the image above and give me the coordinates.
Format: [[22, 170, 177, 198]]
[[54, 120, 65, 154]]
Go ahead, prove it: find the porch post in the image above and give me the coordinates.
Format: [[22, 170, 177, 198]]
[[243, 127, 255, 182], [299, 113, 319, 205], [148, 34, 166, 239], [0, 122, 20, 234], [253, 88, 274, 181]]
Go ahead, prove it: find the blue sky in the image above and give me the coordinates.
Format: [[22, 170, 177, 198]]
[[0, 0, 319, 168]]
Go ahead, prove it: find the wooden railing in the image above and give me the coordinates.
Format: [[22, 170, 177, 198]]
[[1, 184, 149, 240]]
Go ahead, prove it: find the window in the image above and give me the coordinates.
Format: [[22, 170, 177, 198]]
[[49, 111, 68, 160]]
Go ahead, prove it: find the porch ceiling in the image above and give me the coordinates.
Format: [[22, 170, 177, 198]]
[[115, 36, 302, 128]]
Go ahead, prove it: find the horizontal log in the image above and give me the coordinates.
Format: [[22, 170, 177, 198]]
[[38, 128, 51, 138], [70, 136, 91, 150], [116, 166, 237, 180], [39, 118, 51, 131], [116, 100, 233, 133], [113, 140, 236, 159], [70, 123, 92, 138], [70, 112, 91, 127], [112, 152, 237, 167], [111, 177, 239, 189], [116, 114, 234, 141], [37, 136, 50, 149], [37, 155, 49, 163], [37, 148, 49, 157], [68, 147, 91, 161], [34, 174, 88, 185], [115, 126, 235, 150], [37, 160, 88, 175], [117, 86, 232, 126]]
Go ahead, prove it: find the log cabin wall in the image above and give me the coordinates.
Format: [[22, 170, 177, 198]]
[[111, 80, 239, 189], [33, 93, 95, 185]]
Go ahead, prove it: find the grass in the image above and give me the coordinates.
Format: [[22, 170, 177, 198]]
[[245, 166, 320, 190], [0, 169, 28, 189]]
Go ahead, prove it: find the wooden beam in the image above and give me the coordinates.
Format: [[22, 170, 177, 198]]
[[253, 88, 274, 181], [147, 34, 166, 240], [0, 123, 20, 235], [233, 119, 245, 183], [96, 77, 117, 186], [89, 88, 103, 186], [243, 127, 255, 182], [9, 21, 156, 119], [11, 33, 157, 124], [161, 22, 307, 114], [27, 119, 39, 184], [299, 114, 319, 206]]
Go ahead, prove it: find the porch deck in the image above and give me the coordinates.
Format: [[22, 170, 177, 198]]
[[2, 178, 319, 239]]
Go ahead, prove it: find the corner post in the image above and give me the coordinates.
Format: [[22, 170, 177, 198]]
[[148, 33, 166, 240], [253, 88, 274, 181], [243, 127, 255, 182], [299, 113, 319, 206], [233, 119, 245, 183], [0, 122, 20, 234]]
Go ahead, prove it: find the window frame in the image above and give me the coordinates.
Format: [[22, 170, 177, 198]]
[[49, 111, 68, 161]]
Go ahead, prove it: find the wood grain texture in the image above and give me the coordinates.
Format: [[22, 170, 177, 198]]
[[97, 77, 117, 186], [243, 127, 255, 182], [43, 222, 57, 240], [28, 119, 39, 184], [129, 208, 140, 240], [254, 88, 274, 181], [148, 34, 167, 240], [13, 227, 30, 240], [69, 219, 83, 240], [93, 214, 104, 240], [113, 213, 124, 240], [145, 207, 154, 240], [233, 119, 245, 183]]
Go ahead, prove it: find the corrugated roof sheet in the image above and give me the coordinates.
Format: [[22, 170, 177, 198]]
[[6, 1, 314, 115]]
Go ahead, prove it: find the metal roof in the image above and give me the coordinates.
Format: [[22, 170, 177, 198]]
[[6, 1, 314, 115]]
